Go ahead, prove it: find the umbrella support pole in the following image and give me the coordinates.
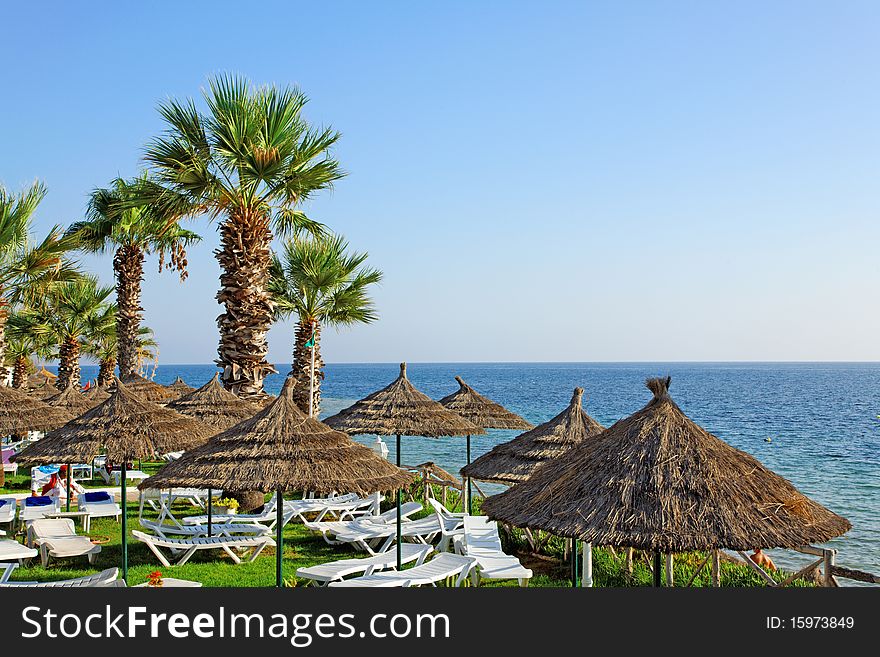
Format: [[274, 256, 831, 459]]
[[207, 488, 212, 537], [276, 489, 283, 588], [466, 435, 472, 515], [121, 462, 128, 584], [653, 551, 662, 587], [65, 463, 71, 512], [581, 542, 593, 587], [396, 434, 402, 570], [570, 539, 579, 587]]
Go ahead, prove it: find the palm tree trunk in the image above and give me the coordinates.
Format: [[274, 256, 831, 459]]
[[215, 211, 277, 399], [114, 244, 144, 378], [290, 320, 324, 415], [56, 336, 80, 390], [0, 292, 9, 386], [98, 357, 116, 387], [11, 356, 29, 389]]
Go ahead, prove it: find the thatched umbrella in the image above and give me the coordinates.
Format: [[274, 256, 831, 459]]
[[438, 376, 533, 513], [462, 387, 603, 485], [27, 366, 57, 388], [28, 383, 61, 401], [43, 385, 99, 510], [117, 372, 175, 403], [482, 377, 853, 587], [0, 384, 71, 435], [166, 376, 195, 398], [165, 373, 260, 431], [83, 384, 111, 404], [324, 362, 483, 567], [16, 378, 215, 581], [141, 376, 415, 587]]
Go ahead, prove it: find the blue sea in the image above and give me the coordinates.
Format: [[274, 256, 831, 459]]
[[79, 361, 880, 582]]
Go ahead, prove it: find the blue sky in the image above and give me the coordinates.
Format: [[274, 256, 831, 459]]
[[2, 1, 878, 363]]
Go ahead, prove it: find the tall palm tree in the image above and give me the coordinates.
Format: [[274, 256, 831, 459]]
[[0, 181, 78, 383], [68, 176, 199, 378], [139, 74, 343, 399], [82, 304, 158, 386], [270, 234, 382, 415], [38, 276, 114, 390]]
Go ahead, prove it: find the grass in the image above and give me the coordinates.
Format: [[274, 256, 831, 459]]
[[1, 467, 813, 588]]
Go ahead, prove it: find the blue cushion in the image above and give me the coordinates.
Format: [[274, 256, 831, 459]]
[[83, 491, 112, 503], [0, 499, 8, 507], [26, 496, 53, 507]]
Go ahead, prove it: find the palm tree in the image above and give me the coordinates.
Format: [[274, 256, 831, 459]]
[[5, 309, 56, 388], [38, 276, 114, 390], [139, 74, 343, 399], [0, 181, 78, 383], [270, 234, 381, 415], [67, 176, 199, 378], [82, 304, 158, 386]]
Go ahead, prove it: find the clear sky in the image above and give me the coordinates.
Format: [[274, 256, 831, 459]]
[[2, 1, 878, 364]]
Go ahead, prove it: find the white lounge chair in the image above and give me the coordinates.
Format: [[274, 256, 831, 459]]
[[0, 497, 16, 527], [285, 494, 379, 523], [334, 515, 459, 555], [304, 502, 422, 545], [296, 544, 433, 586], [182, 493, 280, 526], [455, 516, 532, 586], [139, 518, 271, 539], [19, 496, 60, 525], [1, 448, 16, 478], [77, 491, 121, 531], [132, 530, 275, 567], [27, 518, 101, 567], [0, 566, 120, 587], [427, 499, 466, 552], [0, 539, 38, 564], [328, 553, 477, 588]]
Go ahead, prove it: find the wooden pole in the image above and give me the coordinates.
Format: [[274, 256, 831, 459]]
[[665, 553, 674, 587], [625, 547, 633, 575], [711, 550, 721, 587], [823, 549, 837, 587]]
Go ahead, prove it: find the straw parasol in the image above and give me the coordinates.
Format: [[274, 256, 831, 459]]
[[324, 362, 483, 567], [45, 384, 96, 417], [0, 384, 71, 435], [117, 372, 175, 403], [482, 377, 852, 586], [438, 375, 533, 512], [166, 376, 195, 398], [83, 384, 111, 404], [16, 378, 216, 581], [141, 376, 415, 587], [165, 373, 261, 431], [462, 387, 603, 486], [27, 366, 57, 388], [28, 383, 61, 401]]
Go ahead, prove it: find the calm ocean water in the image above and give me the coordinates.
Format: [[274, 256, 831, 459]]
[[79, 361, 880, 582]]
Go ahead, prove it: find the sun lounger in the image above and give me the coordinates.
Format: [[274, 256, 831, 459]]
[[19, 495, 60, 525], [0, 497, 16, 526], [77, 491, 121, 531], [139, 518, 271, 539], [27, 518, 101, 567], [0, 567, 120, 587], [181, 492, 280, 526], [1, 448, 17, 478], [296, 544, 433, 586], [132, 530, 275, 567], [427, 499, 466, 552], [304, 502, 422, 545], [455, 516, 532, 586], [328, 553, 477, 588], [0, 539, 38, 564], [285, 494, 379, 523], [335, 515, 460, 555]]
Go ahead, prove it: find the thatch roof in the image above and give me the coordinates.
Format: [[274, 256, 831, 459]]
[[165, 373, 260, 431], [323, 363, 484, 437], [83, 384, 111, 403], [166, 376, 195, 398], [140, 377, 415, 495], [0, 384, 71, 434], [28, 383, 60, 401], [16, 378, 215, 464], [462, 387, 604, 485], [117, 372, 175, 402], [482, 377, 852, 552], [45, 385, 96, 417], [27, 367, 57, 387], [438, 376, 533, 430]]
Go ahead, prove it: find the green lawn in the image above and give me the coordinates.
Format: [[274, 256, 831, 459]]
[[1, 465, 811, 588]]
